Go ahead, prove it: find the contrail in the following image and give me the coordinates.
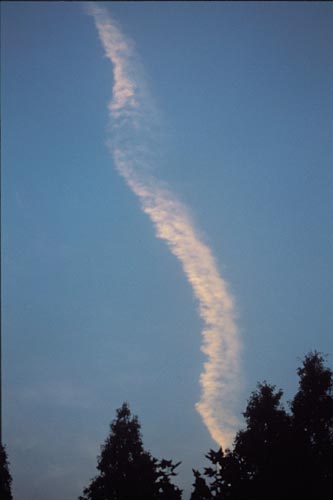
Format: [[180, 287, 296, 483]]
[[88, 4, 242, 449]]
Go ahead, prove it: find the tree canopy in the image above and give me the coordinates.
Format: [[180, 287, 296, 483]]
[[189, 469, 211, 500], [290, 352, 333, 499], [191, 351, 333, 500], [79, 402, 182, 500]]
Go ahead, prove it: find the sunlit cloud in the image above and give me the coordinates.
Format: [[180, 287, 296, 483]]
[[88, 3, 243, 449]]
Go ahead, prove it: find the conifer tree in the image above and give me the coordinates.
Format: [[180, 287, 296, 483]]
[[189, 469, 211, 500], [290, 351, 333, 499], [199, 352, 333, 500], [79, 403, 182, 500]]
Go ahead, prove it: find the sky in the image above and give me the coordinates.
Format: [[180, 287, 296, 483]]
[[1, 2, 333, 499]]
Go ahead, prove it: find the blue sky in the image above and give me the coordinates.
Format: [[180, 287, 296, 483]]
[[2, 2, 333, 499]]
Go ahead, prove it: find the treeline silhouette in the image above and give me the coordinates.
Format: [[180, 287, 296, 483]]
[[1, 351, 332, 500]]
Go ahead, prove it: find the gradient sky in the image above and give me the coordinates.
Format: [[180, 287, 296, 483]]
[[2, 2, 333, 499]]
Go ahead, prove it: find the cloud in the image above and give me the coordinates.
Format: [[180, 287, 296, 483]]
[[88, 3, 243, 449]]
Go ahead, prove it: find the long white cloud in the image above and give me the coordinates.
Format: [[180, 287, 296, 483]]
[[88, 4, 242, 449]]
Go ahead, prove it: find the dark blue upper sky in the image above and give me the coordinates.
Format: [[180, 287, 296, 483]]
[[2, 2, 333, 499]]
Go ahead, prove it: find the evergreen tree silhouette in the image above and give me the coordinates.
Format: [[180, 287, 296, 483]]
[[189, 469, 211, 500], [203, 384, 290, 500], [290, 351, 333, 499], [233, 382, 291, 500], [204, 447, 245, 500], [79, 402, 182, 500], [200, 352, 333, 500], [0, 444, 13, 500]]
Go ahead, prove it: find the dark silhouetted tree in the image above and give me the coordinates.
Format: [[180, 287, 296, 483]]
[[79, 403, 182, 500], [199, 352, 333, 500], [189, 469, 211, 500], [233, 382, 291, 500], [0, 444, 13, 500], [290, 351, 333, 499], [202, 383, 290, 500], [204, 447, 244, 500]]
